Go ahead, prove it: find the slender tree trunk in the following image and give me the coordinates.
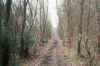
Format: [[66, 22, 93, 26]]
[[84, 0, 91, 57], [67, 0, 72, 48], [77, 0, 85, 55], [20, 0, 27, 58], [96, 0, 100, 53]]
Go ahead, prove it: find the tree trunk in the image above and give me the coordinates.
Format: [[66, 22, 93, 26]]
[[2, 0, 12, 66], [20, 0, 27, 58], [96, 0, 100, 53], [77, 0, 85, 55]]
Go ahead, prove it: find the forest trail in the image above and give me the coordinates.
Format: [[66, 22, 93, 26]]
[[39, 38, 66, 66], [21, 38, 67, 66]]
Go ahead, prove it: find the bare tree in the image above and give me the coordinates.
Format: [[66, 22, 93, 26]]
[[77, 0, 85, 55], [20, 0, 28, 58], [96, 0, 100, 53]]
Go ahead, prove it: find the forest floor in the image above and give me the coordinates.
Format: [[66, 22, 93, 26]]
[[21, 38, 67, 66], [20, 37, 100, 66]]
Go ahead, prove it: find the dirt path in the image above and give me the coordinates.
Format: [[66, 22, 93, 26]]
[[39, 39, 66, 66], [21, 38, 67, 66]]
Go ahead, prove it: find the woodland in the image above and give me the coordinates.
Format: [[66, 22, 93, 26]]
[[0, 0, 100, 66]]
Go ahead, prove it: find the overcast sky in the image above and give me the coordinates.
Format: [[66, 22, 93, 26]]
[[48, 0, 59, 28]]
